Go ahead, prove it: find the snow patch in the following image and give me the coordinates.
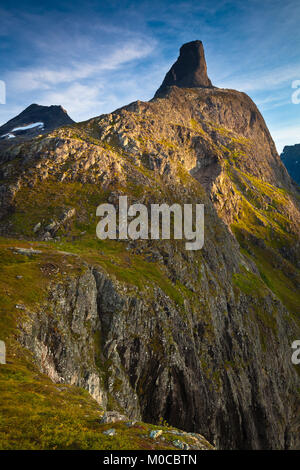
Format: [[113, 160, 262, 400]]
[[11, 122, 44, 132], [0, 133, 16, 139]]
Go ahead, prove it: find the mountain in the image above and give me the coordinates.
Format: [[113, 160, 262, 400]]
[[281, 144, 300, 185], [0, 103, 74, 145], [0, 41, 299, 450], [155, 40, 213, 96]]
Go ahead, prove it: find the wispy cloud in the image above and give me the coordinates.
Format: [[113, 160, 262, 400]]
[[8, 40, 154, 92], [39, 83, 104, 120], [0, 5, 159, 122], [271, 124, 300, 153], [219, 64, 300, 93]]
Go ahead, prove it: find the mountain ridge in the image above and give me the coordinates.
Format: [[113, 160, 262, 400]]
[[0, 103, 74, 146]]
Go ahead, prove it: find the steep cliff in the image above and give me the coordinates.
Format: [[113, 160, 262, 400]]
[[0, 41, 299, 450], [155, 40, 213, 95]]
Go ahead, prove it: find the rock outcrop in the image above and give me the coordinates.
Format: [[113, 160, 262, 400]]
[[155, 40, 213, 97]]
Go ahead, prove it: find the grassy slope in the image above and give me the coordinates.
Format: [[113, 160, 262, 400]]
[[1, 359, 214, 450], [0, 238, 213, 450], [227, 166, 300, 323]]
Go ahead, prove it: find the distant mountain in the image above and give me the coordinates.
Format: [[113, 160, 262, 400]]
[[281, 144, 300, 185], [0, 104, 74, 144]]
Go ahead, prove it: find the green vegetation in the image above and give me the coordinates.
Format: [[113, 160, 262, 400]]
[[0, 359, 210, 450], [190, 118, 206, 136], [9, 179, 107, 237], [0, 238, 211, 450], [232, 264, 278, 347], [226, 163, 296, 248], [225, 161, 300, 324], [235, 235, 300, 322], [232, 266, 268, 297]]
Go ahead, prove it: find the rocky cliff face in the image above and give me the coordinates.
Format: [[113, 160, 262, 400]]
[[0, 41, 299, 450]]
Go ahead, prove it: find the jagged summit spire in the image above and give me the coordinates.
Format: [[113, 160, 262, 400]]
[[155, 40, 212, 97]]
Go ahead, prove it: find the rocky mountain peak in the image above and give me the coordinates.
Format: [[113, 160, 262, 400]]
[[155, 40, 213, 97], [0, 103, 74, 145]]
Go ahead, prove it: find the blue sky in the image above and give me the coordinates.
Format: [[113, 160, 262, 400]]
[[0, 0, 300, 152]]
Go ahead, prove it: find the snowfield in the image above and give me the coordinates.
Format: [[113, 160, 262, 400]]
[[11, 122, 44, 132]]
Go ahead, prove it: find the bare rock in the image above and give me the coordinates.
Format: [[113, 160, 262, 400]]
[[100, 411, 128, 424], [155, 40, 212, 97]]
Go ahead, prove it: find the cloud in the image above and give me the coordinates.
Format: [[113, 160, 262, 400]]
[[8, 40, 155, 92], [217, 63, 300, 93], [0, 6, 158, 122], [39, 83, 103, 121], [273, 125, 300, 141]]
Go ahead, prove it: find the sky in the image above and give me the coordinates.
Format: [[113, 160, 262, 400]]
[[0, 0, 300, 153]]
